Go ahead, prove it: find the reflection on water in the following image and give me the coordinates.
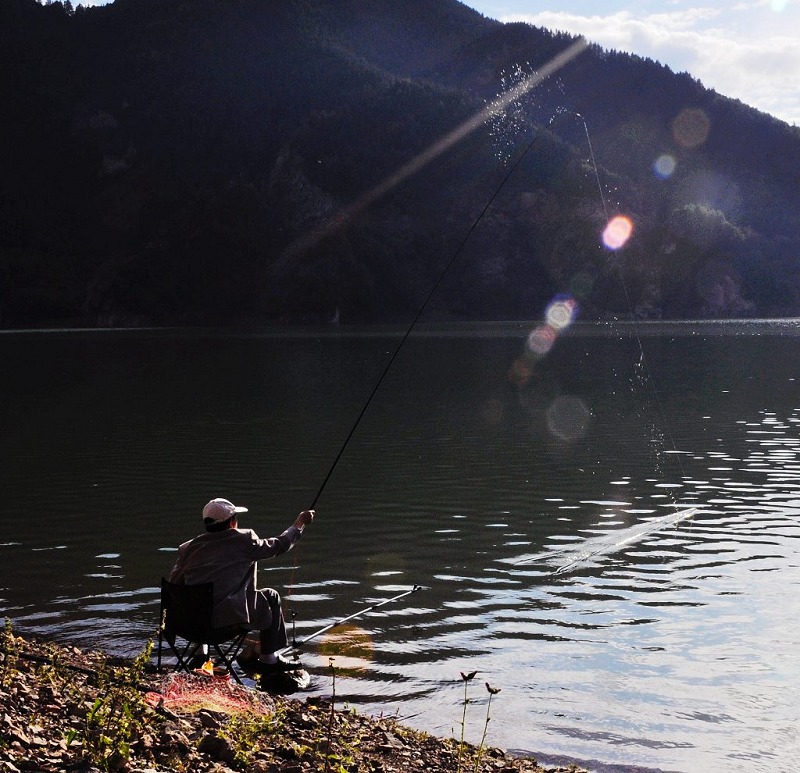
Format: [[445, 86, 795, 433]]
[[2, 323, 800, 772], [509, 506, 703, 574]]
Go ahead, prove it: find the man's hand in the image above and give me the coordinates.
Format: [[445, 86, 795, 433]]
[[294, 510, 315, 530]]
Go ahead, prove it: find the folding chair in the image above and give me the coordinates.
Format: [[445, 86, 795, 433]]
[[157, 578, 249, 684]]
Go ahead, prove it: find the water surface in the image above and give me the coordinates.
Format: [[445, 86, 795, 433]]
[[2, 321, 799, 772]]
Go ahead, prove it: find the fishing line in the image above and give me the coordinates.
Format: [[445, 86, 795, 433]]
[[571, 110, 609, 220], [505, 110, 692, 577], [568, 109, 687, 484]]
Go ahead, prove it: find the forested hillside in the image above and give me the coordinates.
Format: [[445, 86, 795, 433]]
[[1, 0, 799, 326]]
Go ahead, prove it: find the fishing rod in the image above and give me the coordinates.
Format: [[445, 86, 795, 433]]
[[307, 114, 571, 512], [278, 585, 422, 656], [291, 49, 594, 516]]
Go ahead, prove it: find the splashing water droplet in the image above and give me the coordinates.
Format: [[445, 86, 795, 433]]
[[487, 62, 542, 163]]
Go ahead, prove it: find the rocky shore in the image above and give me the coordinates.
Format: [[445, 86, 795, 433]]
[[0, 628, 586, 773]]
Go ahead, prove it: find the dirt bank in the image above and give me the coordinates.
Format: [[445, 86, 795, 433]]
[[0, 627, 586, 772]]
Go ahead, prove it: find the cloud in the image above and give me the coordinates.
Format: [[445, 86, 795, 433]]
[[495, 6, 800, 125]]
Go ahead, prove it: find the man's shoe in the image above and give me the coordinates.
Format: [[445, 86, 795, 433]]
[[258, 653, 302, 673], [259, 666, 311, 694]]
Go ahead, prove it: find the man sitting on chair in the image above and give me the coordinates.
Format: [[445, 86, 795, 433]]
[[169, 497, 315, 673]]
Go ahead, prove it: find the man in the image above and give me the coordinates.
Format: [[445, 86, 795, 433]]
[[169, 497, 315, 673]]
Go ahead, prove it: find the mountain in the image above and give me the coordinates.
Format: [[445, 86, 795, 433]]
[[1, 0, 799, 326]]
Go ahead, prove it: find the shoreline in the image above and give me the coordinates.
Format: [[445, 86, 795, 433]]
[[1, 628, 587, 773]]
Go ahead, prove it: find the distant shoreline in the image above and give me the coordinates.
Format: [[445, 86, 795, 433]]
[[3, 317, 800, 338]]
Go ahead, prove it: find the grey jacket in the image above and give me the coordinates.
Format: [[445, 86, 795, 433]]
[[169, 525, 302, 628]]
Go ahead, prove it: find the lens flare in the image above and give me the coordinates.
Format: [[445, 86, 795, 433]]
[[671, 107, 710, 149], [546, 396, 591, 442], [602, 215, 634, 250], [569, 271, 594, 299], [545, 296, 578, 330], [513, 296, 579, 385], [653, 154, 676, 179], [508, 357, 532, 386], [527, 324, 557, 356], [318, 624, 374, 676]]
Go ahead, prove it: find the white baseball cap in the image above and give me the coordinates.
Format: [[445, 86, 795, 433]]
[[202, 497, 249, 524]]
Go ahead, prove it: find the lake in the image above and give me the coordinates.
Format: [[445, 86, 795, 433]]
[[2, 321, 800, 773]]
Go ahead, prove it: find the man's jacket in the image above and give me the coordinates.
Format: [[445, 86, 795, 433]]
[[169, 526, 302, 628]]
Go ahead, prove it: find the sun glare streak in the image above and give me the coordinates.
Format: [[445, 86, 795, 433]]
[[279, 38, 589, 264]]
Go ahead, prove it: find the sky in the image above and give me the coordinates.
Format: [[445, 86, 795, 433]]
[[463, 0, 800, 126]]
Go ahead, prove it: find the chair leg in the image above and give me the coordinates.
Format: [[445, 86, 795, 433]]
[[161, 628, 249, 684], [210, 632, 248, 684], [165, 639, 202, 673], [212, 650, 244, 684]]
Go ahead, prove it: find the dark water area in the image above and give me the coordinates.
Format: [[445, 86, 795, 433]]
[[2, 321, 800, 772]]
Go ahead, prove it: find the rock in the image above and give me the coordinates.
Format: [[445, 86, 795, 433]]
[[243, 761, 279, 773], [198, 710, 223, 729], [197, 733, 236, 764], [381, 731, 405, 749], [160, 720, 194, 751]]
